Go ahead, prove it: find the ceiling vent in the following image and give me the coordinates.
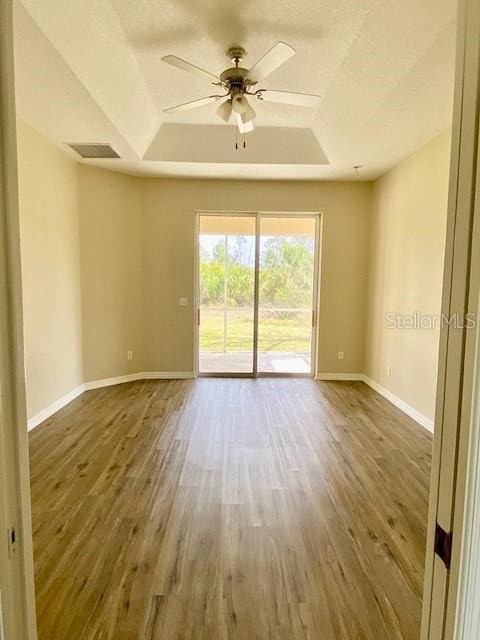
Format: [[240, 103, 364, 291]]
[[66, 143, 120, 159]]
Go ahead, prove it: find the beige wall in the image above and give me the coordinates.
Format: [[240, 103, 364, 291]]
[[18, 124, 145, 409], [365, 130, 451, 421], [19, 119, 449, 428], [17, 121, 83, 418], [141, 179, 372, 374], [15, 122, 374, 410], [79, 165, 143, 382]]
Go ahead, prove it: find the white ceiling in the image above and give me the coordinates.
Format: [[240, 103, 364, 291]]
[[14, 0, 457, 180]]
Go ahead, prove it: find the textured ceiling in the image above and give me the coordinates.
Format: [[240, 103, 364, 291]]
[[14, 0, 457, 180]]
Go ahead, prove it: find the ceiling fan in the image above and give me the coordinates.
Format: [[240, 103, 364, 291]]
[[161, 42, 321, 135]]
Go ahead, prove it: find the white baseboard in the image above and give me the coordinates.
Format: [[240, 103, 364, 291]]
[[141, 371, 195, 380], [27, 384, 85, 431], [315, 372, 364, 381], [28, 371, 432, 434], [83, 371, 195, 390], [362, 375, 434, 432], [28, 372, 196, 430], [83, 373, 142, 390], [314, 372, 433, 432]]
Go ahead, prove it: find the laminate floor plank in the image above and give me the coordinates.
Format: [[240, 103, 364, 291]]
[[29, 378, 432, 639]]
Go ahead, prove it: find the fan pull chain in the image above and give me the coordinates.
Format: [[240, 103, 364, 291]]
[[233, 127, 247, 150]]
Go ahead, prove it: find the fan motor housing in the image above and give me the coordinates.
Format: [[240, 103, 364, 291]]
[[220, 67, 248, 83], [220, 67, 255, 93]]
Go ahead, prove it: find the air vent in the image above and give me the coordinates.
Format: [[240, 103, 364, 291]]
[[66, 143, 120, 159]]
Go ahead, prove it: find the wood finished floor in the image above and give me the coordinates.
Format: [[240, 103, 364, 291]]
[[29, 379, 432, 640]]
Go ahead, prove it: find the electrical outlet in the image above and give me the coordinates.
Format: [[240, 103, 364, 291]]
[[127, 350, 133, 361], [386, 364, 391, 376], [338, 351, 344, 360]]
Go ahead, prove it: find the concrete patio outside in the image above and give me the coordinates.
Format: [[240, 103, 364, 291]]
[[199, 351, 311, 374]]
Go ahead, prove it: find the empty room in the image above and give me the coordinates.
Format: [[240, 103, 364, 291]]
[[4, 0, 480, 639]]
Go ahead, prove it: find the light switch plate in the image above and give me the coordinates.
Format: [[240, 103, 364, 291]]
[[179, 297, 188, 307]]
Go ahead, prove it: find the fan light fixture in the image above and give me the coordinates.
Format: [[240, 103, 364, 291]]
[[232, 95, 246, 113], [232, 95, 256, 123], [161, 42, 322, 141], [216, 99, 233, 122]]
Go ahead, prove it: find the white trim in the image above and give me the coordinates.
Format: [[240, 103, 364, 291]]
[[362, 375, 434, 432], [140, 371, 195, 380], [27, 384, 84, 431], [422, 2, 480, 635], [83, 371, 195, 390], [28, 371, 433, 440], [1, 1, 38, 635], [27, 371, 433, 438], [315, 372, 364, 381], [455, 292, 480, 639], [28, 372, 196, 430], [314, 373, 434, 431], [83, 372, 143, 390]]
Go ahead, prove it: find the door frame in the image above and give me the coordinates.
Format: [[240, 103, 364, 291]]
[[0, 1, 37, 637], [421, 0, 480, 637], [193, 210, 322, 379], [8, 0, 480, 635]]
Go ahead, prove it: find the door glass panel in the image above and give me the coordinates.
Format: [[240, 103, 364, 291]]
[[258, 216, 316, 374], [198, 215, 256, 374]]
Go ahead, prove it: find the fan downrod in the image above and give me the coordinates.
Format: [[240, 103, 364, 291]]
[[226, 46, 246, 66]]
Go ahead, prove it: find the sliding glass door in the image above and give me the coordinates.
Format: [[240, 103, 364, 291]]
[[197, 213, 318, 377], [258, 216, 317, 374], [198, 214, 256, 374]]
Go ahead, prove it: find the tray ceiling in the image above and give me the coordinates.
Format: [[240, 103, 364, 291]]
[[14, 0, 456, 180]]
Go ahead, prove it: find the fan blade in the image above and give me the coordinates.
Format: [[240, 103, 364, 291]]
[[162, 55, 219, 83], [247, 42, 295, 83], [257, 89, 321, 108], [216, 99, 233, 122], [235, 112, 255, 133], [163, 95, 222, 113]]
